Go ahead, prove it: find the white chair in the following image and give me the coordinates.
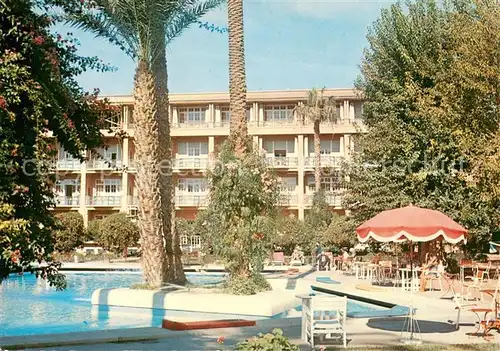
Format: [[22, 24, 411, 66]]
[[304, 295, 347, 348]]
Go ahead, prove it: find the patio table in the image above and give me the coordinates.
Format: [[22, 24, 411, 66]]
[[353, 261, 370, 280], [398, 267, 422, 291]]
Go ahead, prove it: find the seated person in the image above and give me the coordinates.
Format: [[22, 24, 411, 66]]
[[290, 245, 305, 265], [419, 253, 442, 291]]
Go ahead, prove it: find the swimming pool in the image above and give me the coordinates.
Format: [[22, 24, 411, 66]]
[[0, 272, 224, 337], [0, 273, 387, 337]]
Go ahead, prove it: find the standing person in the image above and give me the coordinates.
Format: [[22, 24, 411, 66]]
[[314, 242, 323, 269]]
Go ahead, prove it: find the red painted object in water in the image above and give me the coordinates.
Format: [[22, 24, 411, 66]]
[[162, 319, 256, 330]]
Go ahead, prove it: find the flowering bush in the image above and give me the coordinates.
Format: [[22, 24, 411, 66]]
[[197, 142, 279, 293], [0, 0, 112, 288]]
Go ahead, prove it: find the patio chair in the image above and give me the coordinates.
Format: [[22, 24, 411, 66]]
[[270, 251, 285, 266], [426, 264, 447, 292], [378, 261, 394, 284], [466, 280, 500, 336], [463, 270, 487, 301], [303, 295, 347, 348], [452, 283, 481, 330]]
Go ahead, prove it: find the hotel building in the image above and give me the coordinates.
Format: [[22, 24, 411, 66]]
[[52, 88, 365, 234]]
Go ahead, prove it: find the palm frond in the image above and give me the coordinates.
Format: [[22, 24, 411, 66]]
[[295, 87, 338, 124], [165, 0, 225, 43]]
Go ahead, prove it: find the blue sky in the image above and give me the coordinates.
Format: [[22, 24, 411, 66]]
[[62, 0, 397, 95]]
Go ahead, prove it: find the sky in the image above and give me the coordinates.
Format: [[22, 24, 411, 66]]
[[61, 0, 398, 96]]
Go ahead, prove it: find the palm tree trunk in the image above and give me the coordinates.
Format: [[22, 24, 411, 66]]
[[314, 119, 322, 192], [133, 59, 167, 287], [151, 34, 186, 285], [228, 0, 248, 156]]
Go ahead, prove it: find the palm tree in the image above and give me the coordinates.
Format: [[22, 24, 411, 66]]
[[227, 0, 249, 156], [67, 0, 222, 287], [295, 88, 338, 192]]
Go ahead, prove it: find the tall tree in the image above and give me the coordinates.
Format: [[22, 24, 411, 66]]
[[0, 0, 110, 287], [295, 88, 338, 192], [65, 0, 223, 286], [227, 0, 249, 156], [344, 0, 499, 256]]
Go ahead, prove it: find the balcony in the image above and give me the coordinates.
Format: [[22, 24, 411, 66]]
[[304, 155, 343, 168], [305, 192, 342, 207], [174, 158, 210, 170], [172, 122, 227, 129], [175, 194, 208, 207], [56, 196, 80, 206], [280, 193, 298, 206], [87, 159, 123, 170], [55, 159, 81, 170], [128, 195, 139, 207], [87, 195, 122, 206], [266, 157, 298, 168]]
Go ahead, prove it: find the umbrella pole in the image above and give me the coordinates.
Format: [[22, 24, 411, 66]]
[[402, 241, 421, 344]]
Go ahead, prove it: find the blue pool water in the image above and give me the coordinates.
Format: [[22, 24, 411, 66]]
[[0, 273, 388, 337], [0, 272, 224, 337]]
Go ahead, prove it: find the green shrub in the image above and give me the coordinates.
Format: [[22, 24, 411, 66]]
[[96, 213, 139, 257], [199, 142, 280, 289], [53, 212, 85, 253], [86, 219, 102, 241], [225, 272, 271, 295], [236, 328, 299, 351]]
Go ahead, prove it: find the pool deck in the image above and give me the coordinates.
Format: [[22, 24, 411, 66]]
[[2, 269, 499, 350]]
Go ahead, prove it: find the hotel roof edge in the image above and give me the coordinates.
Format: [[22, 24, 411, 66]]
[[105, 88, 363, 104]]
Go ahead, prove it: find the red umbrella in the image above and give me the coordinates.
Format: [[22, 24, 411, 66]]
[[356, 205, 467, 245]]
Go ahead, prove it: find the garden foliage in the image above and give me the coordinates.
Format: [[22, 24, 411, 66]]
[[343, 0, 500, 256], [0, 0, 112, 288], [196, 142, 280, 294]]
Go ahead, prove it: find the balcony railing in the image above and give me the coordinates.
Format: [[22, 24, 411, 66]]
[[172, 121, 233, 128], [87, 159, 123, 170], [174, 158, 210, 169], [55, 159, 81, 170], [305, 192, 342, 207], [175, 194, 208, 207], [266, 157, 298, 168], [304, 155, 343, 168], [56, 196, 80, 206], [280, 193, 298, 206], [87, 195, 122, 206]]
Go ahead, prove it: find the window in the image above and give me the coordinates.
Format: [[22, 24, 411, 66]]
[[104, 145, 121, 161], [308, 139, 341, 154], [354, 101, 363, 119], [263, 140, 295, 155], [264, 105, 294, 121], [95, 179, 121, 194], [178, 179, 207, 193], [177, 142, 209, 156], [307, 174, 342, 192], [220, 106, 250, 123], [55, 179, 80, 196], [191, 235, 201, 248], [178, 107, 207, 124]]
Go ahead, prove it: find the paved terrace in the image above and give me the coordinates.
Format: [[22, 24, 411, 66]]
[[2, 270, 498, 350]]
